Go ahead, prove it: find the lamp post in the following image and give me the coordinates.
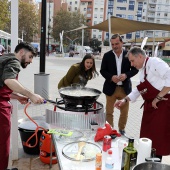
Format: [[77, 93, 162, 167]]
[[47, 0, 51, 56]]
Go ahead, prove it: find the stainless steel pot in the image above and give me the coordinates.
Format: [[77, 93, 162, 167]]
[[58, 86, 101, 105], [133, 162, 170, 170]]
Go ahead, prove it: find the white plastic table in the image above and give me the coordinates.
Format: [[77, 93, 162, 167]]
[[51, 130, 127, 170]]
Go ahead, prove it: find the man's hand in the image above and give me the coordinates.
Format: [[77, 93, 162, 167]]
[[18, 96, 29, 104], [118, 74, 127, 82], [111, 75, 120, 83], [29, 94, 44, 104], [152, 97, 168, 109], [114, 99, 126, 110]]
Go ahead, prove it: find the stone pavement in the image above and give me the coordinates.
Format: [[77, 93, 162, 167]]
[[8, 55, 170, 169]]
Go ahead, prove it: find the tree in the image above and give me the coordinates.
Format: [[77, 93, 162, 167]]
[[89, 38, 102, 51], [103, 39, 110, 46], [52, 9, 88, 46], [18, 1, 39, 42], [0, 0, 10, 31]]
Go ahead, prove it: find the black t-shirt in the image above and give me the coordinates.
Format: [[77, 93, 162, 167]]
[[0, 54, 20, 88]]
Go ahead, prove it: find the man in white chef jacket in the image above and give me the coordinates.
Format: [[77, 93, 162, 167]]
[[115, 46, 170, 161]]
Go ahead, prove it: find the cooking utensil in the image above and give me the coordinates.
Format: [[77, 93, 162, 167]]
[[133, 162, 170, 170], [141, 37, 148, 50], [62, 141, 101, 162], [58, 87, 101, 106], [76, 141, 86, 160]]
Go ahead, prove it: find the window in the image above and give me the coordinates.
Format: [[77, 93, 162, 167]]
[[75, 1, 77, 4], [108, 0, 114, 5], [129, 1, 135, 11], [164, 13, 168, 17], [108, 8, 113, 13], [94, 21, 97, 25], [117, 7, 126, 10], [70, 2, 72, 5], [100, 8, 103, 12], [84, 8, 86, 11], [127, 15, 134, 20], [88, 2, 92, 5], [98, 35, 102, 39], [116, 14, 126, 18], [75, 7, 77, 10], [87, 8, 91, 11], [81, 2, 85, 5], [95, 8, 98, 11], [117, 0, 127, 3], [126, 33, 132, 39], [100, 15, 103, 18], [93, 35, 96, 38], [94, 14, 97, 18], [87, 14, 91, 17]]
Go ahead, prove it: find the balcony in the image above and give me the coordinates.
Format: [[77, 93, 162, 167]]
[[149, 0, 157, 4], [148, 7, 156, 12]]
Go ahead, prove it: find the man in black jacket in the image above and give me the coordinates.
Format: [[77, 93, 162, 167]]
[[100, 34, 138, 135]]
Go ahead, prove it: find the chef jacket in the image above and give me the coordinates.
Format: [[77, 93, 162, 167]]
[[128, 57, 170, 102]]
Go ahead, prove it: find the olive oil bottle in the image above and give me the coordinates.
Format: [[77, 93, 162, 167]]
[[121, 138, 137, 170]]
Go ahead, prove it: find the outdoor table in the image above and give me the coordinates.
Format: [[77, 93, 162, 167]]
[[50, 129, 127, 170]]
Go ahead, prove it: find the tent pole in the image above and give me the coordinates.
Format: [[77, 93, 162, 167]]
[[108, 14, 111, 48], [82, 25, 84, 58], [152, 31, 155, 57]]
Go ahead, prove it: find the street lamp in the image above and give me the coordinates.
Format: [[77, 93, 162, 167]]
[[47, 0, 52, 56]]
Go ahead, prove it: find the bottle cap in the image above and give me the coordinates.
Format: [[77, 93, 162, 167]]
[[129, 138, 134, 143], [108, 150, 112, 155]]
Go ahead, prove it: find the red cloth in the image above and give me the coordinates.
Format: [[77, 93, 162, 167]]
[[94, 123, 121, 142], [0, 85, 13, 170]]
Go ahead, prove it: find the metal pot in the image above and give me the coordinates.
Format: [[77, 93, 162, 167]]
[[133, 162, 170, 170], [58, 86, 101, 106]]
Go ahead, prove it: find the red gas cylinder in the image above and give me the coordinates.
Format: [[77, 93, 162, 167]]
[[39, 131, 57, 164]]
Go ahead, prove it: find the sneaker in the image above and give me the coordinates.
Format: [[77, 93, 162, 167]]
[[119, 129, 126, 136]]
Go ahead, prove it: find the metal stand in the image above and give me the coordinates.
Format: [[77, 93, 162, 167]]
[[34, 73, 49, 99]]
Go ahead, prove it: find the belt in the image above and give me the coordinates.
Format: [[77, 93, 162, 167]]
[[116, 85, 123, 87]]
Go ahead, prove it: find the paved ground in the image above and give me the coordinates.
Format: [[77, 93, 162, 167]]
[[8, 54, 170, 169]]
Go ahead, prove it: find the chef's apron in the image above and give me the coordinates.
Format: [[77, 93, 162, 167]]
[[0, 85, 13, 170], [137, 58, 170, 156]]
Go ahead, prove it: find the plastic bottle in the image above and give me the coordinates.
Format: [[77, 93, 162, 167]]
[[95, 153, 102, 170], [121, 138, 137, 170], [105, 149, 114, 170]]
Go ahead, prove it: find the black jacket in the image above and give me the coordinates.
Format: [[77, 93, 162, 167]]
[[100, 50, 138, 96]]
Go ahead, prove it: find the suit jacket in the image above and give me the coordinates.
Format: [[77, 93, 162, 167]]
[[100, 50, 138, 96]]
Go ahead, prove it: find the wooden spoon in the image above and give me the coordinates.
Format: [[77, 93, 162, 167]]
[[76, 141, 86, 160]]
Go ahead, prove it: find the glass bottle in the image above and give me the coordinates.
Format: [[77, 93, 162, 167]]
[[121, 138, 137, 170]]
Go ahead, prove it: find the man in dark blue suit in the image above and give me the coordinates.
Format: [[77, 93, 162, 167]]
[[100, 34, 138, 135]]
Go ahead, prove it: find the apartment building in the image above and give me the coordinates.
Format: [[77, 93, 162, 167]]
[[141, 0, 170, 38], [41, 0, 170, 43]]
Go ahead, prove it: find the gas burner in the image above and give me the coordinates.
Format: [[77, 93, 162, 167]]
[[56, 99, 103, 114]]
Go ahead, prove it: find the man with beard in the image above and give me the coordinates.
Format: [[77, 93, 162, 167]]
[[0, 42, 44, 170]]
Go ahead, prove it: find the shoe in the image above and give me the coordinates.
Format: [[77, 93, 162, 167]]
[[6, 168, 18, 170], [119, 129, 126, 136]]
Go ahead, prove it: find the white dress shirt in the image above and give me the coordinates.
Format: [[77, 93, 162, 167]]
[[128, 57, 170, 102], [113, 50, 123, 85]]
